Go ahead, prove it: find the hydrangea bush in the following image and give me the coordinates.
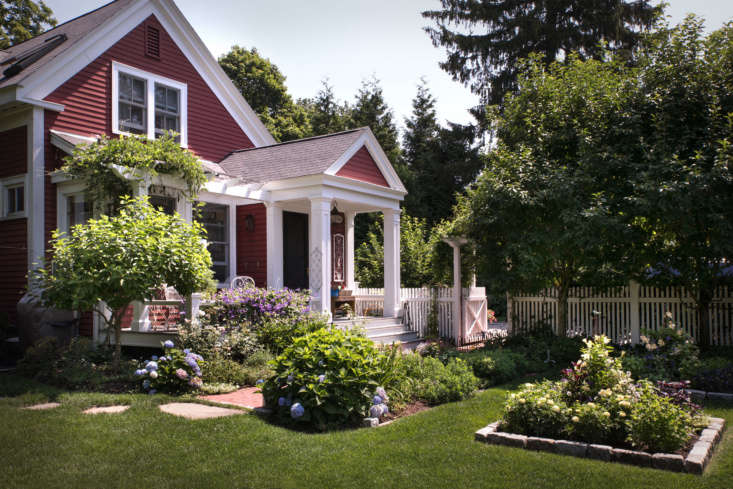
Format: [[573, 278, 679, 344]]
[[500, 335, 704, 452], [201, 287, 310, 328], [261, 328, 387, 430], [134, 340, 203, 394]]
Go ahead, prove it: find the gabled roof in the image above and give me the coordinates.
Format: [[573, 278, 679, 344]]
[[0, 0, 134, 88], [219, 129, 363, 183], [0, 0, 276, 147]]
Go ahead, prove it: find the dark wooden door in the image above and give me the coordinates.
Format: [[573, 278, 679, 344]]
[[283, 211, 309, 289]]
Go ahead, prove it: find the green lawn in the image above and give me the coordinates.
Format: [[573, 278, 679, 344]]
[[2, 374, 732, 489]]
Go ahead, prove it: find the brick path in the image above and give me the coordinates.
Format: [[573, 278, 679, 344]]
[[199, 386, 264, 409]]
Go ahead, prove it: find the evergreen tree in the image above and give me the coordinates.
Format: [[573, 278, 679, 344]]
[[219, 46, 311, 142], [0, 0, 56, 49], [301, 80, 351, 136], [423, 0, 662, 107]]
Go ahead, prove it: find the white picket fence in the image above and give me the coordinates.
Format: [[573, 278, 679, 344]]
[[508, 283, 733, 345]]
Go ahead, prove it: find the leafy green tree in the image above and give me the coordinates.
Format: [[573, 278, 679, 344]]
[[453, 53, 637, 335], [402, 81, 484, 225], [355, 213, 440, 288], [0, 0, 56, 49], [299, 79, 352, 136], [36, 196, 214, 369], [423, 0, 661, 107], [624, 18, 733, 346], [219, 46, 311, 141]]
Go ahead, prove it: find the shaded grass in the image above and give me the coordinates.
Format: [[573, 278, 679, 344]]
[[1, 373, 733, 489]]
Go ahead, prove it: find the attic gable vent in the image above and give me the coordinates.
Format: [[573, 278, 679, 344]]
[[145, 25, 160, 59]]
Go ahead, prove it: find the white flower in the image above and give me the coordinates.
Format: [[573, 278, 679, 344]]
[[572, 416, 580, 423], [619, 411, 626, 418], [603, 411, 610, 418], [519, 399, 526, 404], [552, 405, 560, 413], [149, 370, 158, 379]]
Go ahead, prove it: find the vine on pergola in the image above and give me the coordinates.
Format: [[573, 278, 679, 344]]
[[61, 132, 208, 211]]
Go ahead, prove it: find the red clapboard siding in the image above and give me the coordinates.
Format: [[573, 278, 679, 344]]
[[236, 204, 267, 287], [336, 146, 389, 187], [0, 127, 28, 323], [43, 14, 254, 162]]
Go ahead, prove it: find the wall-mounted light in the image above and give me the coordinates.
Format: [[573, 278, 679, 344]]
[[245, 214, 255, 232]]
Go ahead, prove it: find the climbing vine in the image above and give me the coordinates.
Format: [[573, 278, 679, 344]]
[[61, 133, 208, 211]]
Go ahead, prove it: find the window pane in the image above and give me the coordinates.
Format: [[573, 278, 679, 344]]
[[132, 78, 146, 104], [195, 203, 229, 282], [15, 186, 23, 212], [7, 188, 16, 214], [149, 195, 176, 215], [155, 85, 166, 110], [166, 89, 178, 112], [119, 74, 132, 101]]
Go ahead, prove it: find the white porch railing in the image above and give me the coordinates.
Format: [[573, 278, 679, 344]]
[[354, 286, 491, 345], [508, 283, 733, 345], [128, 293, 203, 332]]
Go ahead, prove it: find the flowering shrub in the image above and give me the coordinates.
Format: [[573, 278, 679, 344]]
[[134, 341, 203, 394], [201, 287, 310, 328], [500, 335, 702, 452], [691, 362, 733, 393], [254, 313, 329, 354], [177, 319, 262, 363], [261, 328, 386, 430]]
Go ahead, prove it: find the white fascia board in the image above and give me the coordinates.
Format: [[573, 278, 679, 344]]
[[203, 180, 268, 201], [324, 128, 407, 193], [262, 173, 405, 200], [18, 0, 276, 148]]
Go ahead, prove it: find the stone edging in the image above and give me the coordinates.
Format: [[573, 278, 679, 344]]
[[684, 389, 733, 402], [475, 417, 726, 474]]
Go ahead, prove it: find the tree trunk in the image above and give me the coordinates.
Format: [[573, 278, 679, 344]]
[[113, 317, 122, 372], [557, 283, 569, 337]]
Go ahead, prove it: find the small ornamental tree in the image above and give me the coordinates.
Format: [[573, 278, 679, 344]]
[[36, 196, 214, 369]]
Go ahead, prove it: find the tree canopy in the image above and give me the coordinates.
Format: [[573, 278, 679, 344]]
[[0, 0, 56, 49], [423, 0, 661, 107], [219, 46, 311, 141], [37, 196, 213, 368]]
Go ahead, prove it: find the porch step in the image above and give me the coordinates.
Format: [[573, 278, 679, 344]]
[[332, 317, 420, 345]]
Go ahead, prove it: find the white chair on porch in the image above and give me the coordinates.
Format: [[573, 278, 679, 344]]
[[230, 275, 255, 289]]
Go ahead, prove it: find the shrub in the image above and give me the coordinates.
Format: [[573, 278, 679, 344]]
[[177, 320, 262, 363], [262, 328, 386, 430], [201, 350, 275, 387], [690, 362, 733, 394], [627, 381, 693, 453], [134, 341, 203, 394], [462, 350, 528, 386], [201, 287, 310, 328], [17, 337, 136, 390], [388, 353, 478, 407], [255, 314, 329, 354], [500, 336, 699, 452]]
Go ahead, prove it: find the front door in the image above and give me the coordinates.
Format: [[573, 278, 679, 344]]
[[283, 211, 309, 289]]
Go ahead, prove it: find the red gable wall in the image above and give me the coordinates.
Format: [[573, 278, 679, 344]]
[[0, 127, 28, 323], [336, 146, 389, 187], [43, 15, 254, 162]]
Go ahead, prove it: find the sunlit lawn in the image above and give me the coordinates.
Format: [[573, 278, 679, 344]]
[[1, 373, 732, 489]]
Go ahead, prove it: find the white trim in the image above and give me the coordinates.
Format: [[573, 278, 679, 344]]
[[0, 174, 29, 220], [28, 107, 45, 274], [265, 202, 284, 289], [111, 61, 188, 147], [324, 128, 407, 193], [14, 0, 275, 147]]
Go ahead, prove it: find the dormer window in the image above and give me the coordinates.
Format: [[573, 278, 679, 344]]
[[112, 61, 188, 146]]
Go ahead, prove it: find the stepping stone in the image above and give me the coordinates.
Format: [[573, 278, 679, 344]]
[[83, 405, 130, 414], [159, 402, 243, 420], [22, 402, 60, 410]]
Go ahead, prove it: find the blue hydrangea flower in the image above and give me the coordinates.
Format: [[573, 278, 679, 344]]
[[376, 387, 388, 399], [290, 402, 304, 419], [278, 397, 287, 406], [151, 355, 158, 361], [142, 379, 150, 389], [369, 404, 383, 418], [373, 395, 383, 405], [382, 404, 389, 415], [134, 369, 145, 376], [148, 389, 157, 395], [145, 361, 158, 372], [286, 375, 293, 383], [184, 348, 191, 354], [256, 379, 264, 385], [159, 356, 167, 362], [317, 374, 326, 383], [163, 340, 174, 348]]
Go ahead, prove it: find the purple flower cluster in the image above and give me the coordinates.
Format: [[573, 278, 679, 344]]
[[133, 340, 204, 393], [202, 286, 311, 327]]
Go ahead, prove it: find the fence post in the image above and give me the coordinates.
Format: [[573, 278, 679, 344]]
[[506, 292, 513, 334], [629, 281, 640, 344]]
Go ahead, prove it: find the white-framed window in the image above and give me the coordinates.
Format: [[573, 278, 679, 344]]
[[66, 194, 93, 229], [111, 61, 188, 147], [1, 174, 28, 219], [196, 202, 229, 284]]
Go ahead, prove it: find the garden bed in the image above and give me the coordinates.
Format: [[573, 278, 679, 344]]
[[475, 416, 726, 474]]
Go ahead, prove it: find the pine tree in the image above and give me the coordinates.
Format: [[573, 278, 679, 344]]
[[423, 0, 662, 107], [304, 80, 351, 136]]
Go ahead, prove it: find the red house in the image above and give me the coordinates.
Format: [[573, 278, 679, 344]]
[[0, 0, 407, 346]]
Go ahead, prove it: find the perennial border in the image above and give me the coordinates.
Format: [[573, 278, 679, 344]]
[[475, 417, 726, 474]]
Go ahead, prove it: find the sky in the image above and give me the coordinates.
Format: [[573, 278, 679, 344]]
[[46, 0, 733, 132]]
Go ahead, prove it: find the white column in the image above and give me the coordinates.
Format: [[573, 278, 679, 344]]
[[383, 208, 401, 317], [27, 107, 45, 282], [266, 202, 284, 289], [344, 211, 356, 291], [309, 197, 332, 317], [452, 243, 462, 344]]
